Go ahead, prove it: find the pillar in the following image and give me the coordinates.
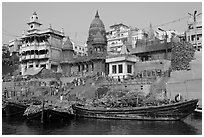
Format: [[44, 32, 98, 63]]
[[109, 63, 112, 75], [33, 61, 36, 69]]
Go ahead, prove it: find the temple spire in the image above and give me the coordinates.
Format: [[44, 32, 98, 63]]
[[95, 10, 99, 18]]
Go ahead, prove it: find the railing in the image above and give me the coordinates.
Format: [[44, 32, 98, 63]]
[[20, 53, 49, 60], [39, 54, 49, 59], [106, 53, 136, 59]]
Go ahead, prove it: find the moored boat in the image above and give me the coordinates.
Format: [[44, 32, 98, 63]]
[[72, 99, 198, 121], [3, 101, 28, 117], [24, 104, 74, 123]]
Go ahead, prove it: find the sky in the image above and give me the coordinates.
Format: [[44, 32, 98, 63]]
[[2, 2, 202, 45]]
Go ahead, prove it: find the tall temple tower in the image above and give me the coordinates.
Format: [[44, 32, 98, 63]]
[[87, 11, 107, 74], [60, 36, 74, 75], [87, 11, 107, 58]]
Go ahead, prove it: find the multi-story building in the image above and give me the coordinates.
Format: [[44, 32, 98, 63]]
[[19, 12, 65, 75], [71, 41, 88, 56], [155, 29, 180, 43], [186, 13, 202, 51], [106, 23, 148, 53], [8, 38, 21, 56], [106, 23, 130, 53]]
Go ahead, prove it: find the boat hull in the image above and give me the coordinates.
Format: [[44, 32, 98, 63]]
[[26, 109, 74, 123], [72, 99, 198, 121], [3, 102, 27, 117]]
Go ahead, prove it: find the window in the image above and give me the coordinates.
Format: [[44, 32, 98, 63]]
[[29, 65, 33, 68], [141, 85, 143, 90], [127, 65, 132, 73], [191, 35, 194, 41], [41, 64, 46, 68], [112, 65, 117, 74], [118, 64, 123, 73]]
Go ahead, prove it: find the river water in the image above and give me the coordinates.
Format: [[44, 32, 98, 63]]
[[2, 113, 202, 135]]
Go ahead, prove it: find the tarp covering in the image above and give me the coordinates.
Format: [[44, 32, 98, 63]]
[[24, 68, 44, 76]]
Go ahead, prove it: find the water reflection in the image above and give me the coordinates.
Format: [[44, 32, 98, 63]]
[[2, 114, 202, 135]]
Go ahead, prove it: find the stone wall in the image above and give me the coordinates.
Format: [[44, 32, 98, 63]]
[[93, 60, 105, 73], [134, 59, 171, 73]]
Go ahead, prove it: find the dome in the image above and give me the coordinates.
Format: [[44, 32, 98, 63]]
[[90, 11, 105, 29], [89, 11, 106, 37], [93, 32, 106, 44], [62, 36, 73, 50]]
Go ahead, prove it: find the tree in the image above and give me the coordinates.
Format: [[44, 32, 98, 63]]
[[171, 42, 195, 71]]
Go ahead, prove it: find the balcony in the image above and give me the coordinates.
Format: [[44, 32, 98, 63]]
[[20, 54, 49, 61], [39, 54, 49, 59], [26, 55, 30, 59], [30, 54, 35, 59], [108, 42, 123, 48]]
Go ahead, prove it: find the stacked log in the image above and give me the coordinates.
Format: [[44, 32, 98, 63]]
[[171, 42, 195, 71], [24, 105, 42, 116]]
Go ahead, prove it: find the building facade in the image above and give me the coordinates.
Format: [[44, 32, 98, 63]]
[[60, 11, 107, 76], [106, 23, 148, 53], [71, 41, 88, 57], [186, 14, 202, 51], [19, 12, 65, 75], [106, 44, 138, 79], [8, 39, 21, 56]]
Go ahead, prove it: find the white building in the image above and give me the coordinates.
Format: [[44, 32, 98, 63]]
[[155, 29, 180, 43], [186, 14, 202, 51], [71, 41, 88, 56], [8, 39, 21, 55], [19, 12, 65, 75], [106, 23, 147, 53], [106, 44, 138, 79]]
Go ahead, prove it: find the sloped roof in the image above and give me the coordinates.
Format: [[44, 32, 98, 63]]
[[62, 36, 73, 50]]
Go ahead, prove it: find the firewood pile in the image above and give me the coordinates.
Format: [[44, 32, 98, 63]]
[[171, 42, 195, 71], [24, 105, 42, 116], [90, 89, 171, 108]]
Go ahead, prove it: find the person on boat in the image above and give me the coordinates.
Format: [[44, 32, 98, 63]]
[[3, 87, 8, 99], [175, 93, 183, 102]]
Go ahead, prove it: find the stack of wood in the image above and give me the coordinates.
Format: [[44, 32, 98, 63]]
[[171, 42, 195, 71], [91, 90, 147, 108], [24, 105, 42, 116]]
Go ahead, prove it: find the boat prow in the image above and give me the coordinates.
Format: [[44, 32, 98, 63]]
[[194, 106, 202, 117]]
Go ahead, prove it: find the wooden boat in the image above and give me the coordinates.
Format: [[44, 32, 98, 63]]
[[24, 104, 74, 123], [3, 101, 28, 117], [72, 99, 198, 121]]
